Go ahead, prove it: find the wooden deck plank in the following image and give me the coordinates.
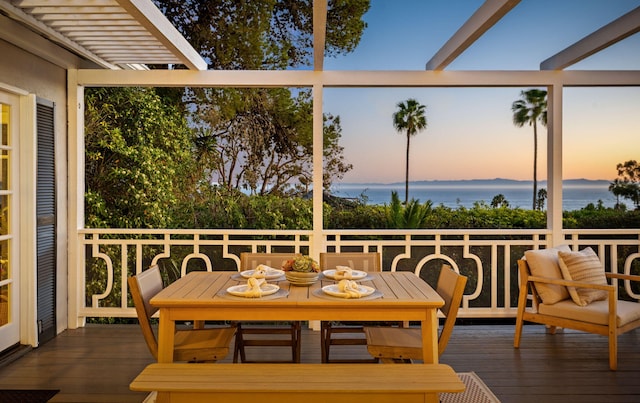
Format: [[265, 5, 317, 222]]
[[0, 323, 638, 402]]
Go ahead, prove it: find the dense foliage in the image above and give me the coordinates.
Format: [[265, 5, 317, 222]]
[[148, 0, 367, 195], [85, 87, 196, 228], [154, 0, 370, 69], [609, 160, 640, 209], [169, 185, 639, 230]]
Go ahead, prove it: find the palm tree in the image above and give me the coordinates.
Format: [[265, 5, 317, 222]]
[[393, 99, 427, 204], [511, 89, 547, 210]]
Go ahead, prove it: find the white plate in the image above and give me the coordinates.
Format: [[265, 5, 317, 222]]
[[227, 283, 280, 298], [322, 269, 368, 280], [240, 268, 285, 280], [321, 284, 375, 299]]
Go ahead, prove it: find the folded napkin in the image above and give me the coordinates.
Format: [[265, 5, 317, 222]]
[[337, 279, 362, 298], [334, 265, 354, 279], [243, 277, 268, 297], [252, 265, 268, 279], [255, 264, 281, 276]]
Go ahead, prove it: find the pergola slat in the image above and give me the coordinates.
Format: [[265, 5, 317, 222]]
[[541, 6, 640, 70]]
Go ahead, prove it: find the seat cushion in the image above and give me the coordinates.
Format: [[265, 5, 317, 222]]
[[524, 245, 571, 304], [558, 247, 608, 306], [539, 299, 640, 327]]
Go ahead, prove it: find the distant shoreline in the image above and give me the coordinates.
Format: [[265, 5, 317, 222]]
[[337, 178, 611, 187], [332, 179, 616, 210]]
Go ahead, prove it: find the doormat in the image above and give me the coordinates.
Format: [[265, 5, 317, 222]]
[[0, 389, 59, 403], [441, 372, 500, 403]]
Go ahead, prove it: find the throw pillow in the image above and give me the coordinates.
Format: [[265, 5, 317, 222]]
[[524, 245, 571, 305], [558, 247, 608, 307]]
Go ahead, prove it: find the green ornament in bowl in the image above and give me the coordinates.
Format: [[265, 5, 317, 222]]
[[282, 256, 320, 286]]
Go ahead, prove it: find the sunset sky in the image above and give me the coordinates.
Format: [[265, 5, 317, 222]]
[[322, 0, 640, 183]]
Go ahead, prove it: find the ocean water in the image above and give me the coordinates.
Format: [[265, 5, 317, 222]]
[[331, 182, 617, 211]]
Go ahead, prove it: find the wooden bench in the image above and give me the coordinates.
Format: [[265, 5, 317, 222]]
[[130, 363, 465, 403]]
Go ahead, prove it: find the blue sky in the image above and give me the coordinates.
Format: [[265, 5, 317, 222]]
[[322, 0, 640, 183]]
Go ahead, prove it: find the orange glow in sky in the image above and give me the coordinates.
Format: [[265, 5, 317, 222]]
[[323, 0, 640, 183]]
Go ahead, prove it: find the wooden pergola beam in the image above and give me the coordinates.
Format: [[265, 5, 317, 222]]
[[313, 0, 327, 71], [541, 6, 640, 70], [425, 0, 520, 71]]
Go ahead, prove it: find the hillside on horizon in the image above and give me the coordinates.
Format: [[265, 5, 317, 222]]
[[339, 178, 611, 187]]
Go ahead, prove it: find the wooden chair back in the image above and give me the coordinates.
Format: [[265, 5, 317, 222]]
[[235, 252, 302, 363], [128, 265, 163, 360], [363, 264, 467, 361], [517, 259, 544, 311], [320, 252, 381, 272], [435, 264, 468, 355], [318, 252, 381, 363], [240, 252, 300, 270]]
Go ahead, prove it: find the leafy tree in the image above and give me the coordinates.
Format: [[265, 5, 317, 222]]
[[609, 179, 627, 209], [511, 89, 547, 210], [322, 114, 353, 192], [609, 160, 640, 209], [490, 194, 510, 208], [154, 0, 370, 70], [85, 87, 195, 228], [386, 191, 432, 228], [392, 99, 428, 204], [153, 0, 368, 195], [190, 89, 351, 195], [536, 188, 547, 211]]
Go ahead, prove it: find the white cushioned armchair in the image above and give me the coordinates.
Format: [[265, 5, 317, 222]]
[[514, 246, 640, 370]]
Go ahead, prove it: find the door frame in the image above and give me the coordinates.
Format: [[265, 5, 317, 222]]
[[0, 83, 39, 350]]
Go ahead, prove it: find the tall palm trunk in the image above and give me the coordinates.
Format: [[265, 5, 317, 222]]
[[405, 132, 410, 204], [532, 122, 538, 210]]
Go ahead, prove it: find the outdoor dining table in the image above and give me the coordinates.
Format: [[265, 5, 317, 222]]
[[150, 270, 444, 364]]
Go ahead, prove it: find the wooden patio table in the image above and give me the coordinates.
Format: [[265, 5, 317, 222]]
[[150, 271, 444, 364]]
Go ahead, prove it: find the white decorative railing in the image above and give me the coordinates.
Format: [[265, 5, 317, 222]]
[[77, 228, 640, 321]]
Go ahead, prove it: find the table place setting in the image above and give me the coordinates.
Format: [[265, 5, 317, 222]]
[[233, 264, 285, 281], [322, 266, 371, 280], [222, 272, 289, 300], [314, 279, 383, 300]]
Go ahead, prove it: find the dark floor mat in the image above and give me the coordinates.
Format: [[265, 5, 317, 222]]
[[0, 389, 59, 403]]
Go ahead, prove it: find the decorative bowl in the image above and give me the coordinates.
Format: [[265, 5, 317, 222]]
[[285, 270, 319, 286]]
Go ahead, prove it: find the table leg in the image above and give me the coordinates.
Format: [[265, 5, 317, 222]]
[[157, 308, 175, 363], [421, 308, 439, 364]]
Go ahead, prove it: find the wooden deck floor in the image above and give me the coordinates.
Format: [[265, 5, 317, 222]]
[[0, 323, 638, 403]]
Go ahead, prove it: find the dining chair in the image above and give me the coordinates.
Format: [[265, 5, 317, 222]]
[[128, 265, 236, 362], [319, 251, 383, 363], [364, 264, 467, 362], [233, 252, 302, 363]]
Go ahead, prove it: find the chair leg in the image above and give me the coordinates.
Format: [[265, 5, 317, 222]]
[[294, 321, 302, 363], [514, 314, 523, 348], [514, 277, 529, 348], [233, 323, 246, 363], [609, 330, 618, 371], [320, 321, 330, 363]]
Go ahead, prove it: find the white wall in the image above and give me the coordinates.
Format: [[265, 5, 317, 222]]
[[0, 38, 70, 336]]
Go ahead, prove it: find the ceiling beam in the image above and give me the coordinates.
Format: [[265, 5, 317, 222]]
[[540, 6, 640, 70], [425, 0, 520, 71], [76, 69, 640, 88], [0, 0, 118, 69], [313, 0, 327, 71], [115, 0, 207, 70]]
